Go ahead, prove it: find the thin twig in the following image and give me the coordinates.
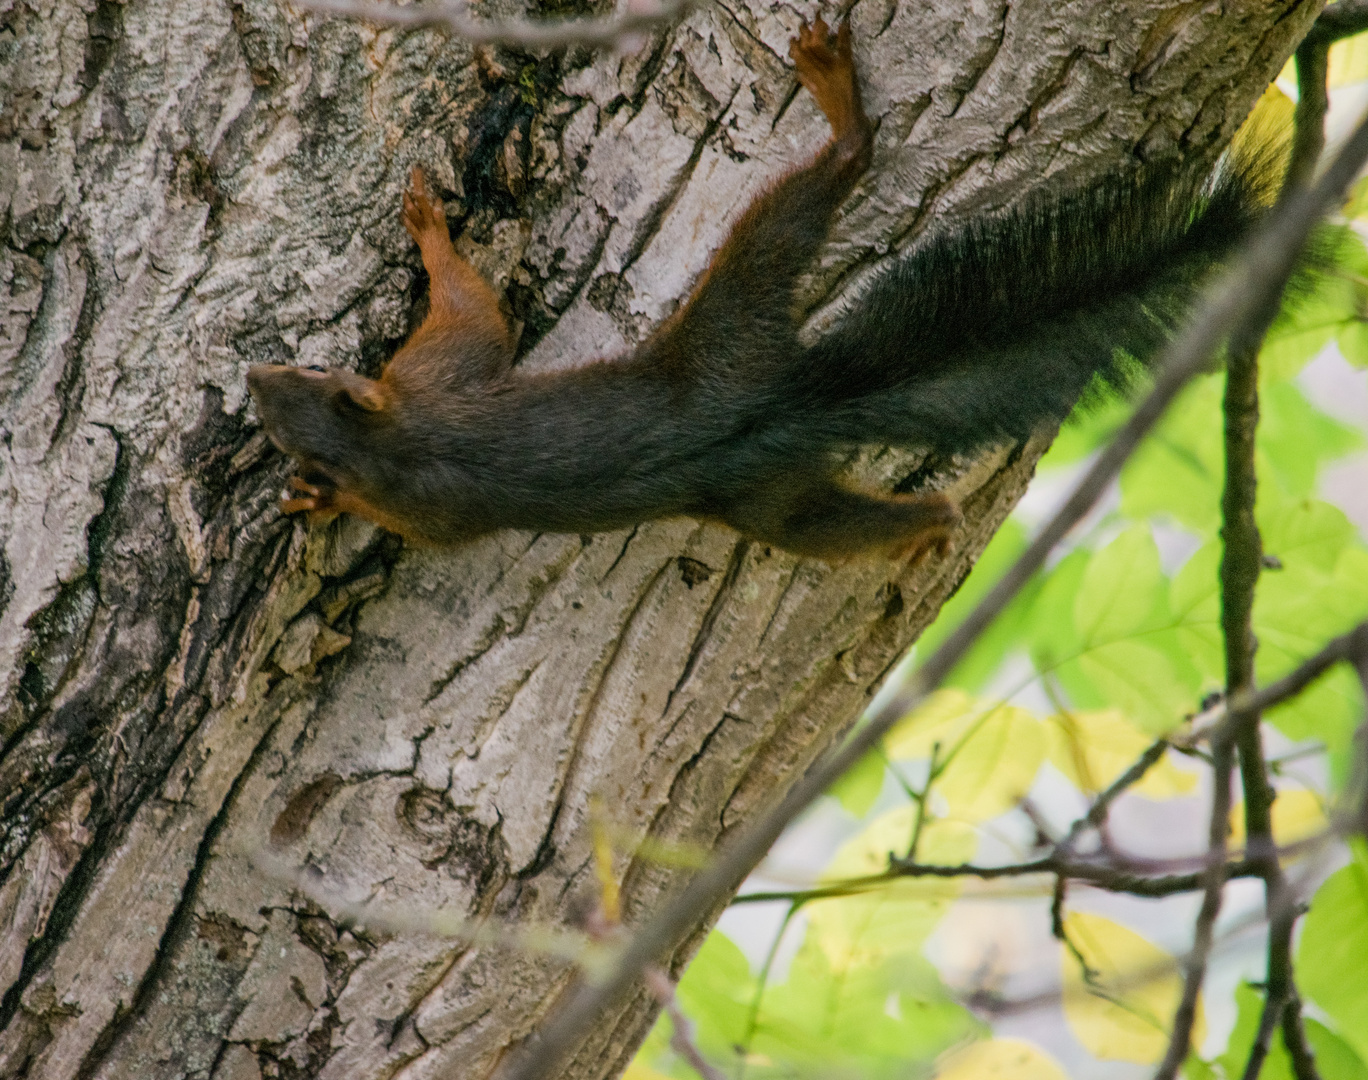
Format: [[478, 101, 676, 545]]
[[1154, 731, 1236, 1080], [1218, 311, 1317, 1080], [739, 900, 800, 1078], [730, 854, 1268, 904], [492, 106, 1368, 1080], [1060, 738, 1170, 851], [250, 850, 600, 965], [1217, 319, 1295, 1080], [1183, 623, 1368, 746], [642, 965, 728, 1080], [290, 0, 696, 49], [1289, 35, 1330, 192], [1287, 0, 1368, 190]]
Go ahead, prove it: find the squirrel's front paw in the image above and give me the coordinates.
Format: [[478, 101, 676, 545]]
[[402, 165, 449, 245], [281, 475, 339, 518]]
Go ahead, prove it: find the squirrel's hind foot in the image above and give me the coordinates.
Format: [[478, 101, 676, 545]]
[[402, 166, 449, 247], [788, 17, 871, 150]]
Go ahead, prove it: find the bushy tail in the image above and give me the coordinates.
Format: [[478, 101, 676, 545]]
[[788, 139, 1288, 454]]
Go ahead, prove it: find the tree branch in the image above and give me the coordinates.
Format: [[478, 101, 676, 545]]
[[1154, 729, 1236, 1080], [1288, 34, 1330, 191], [1306, 0, 1368, 45], [1061, 738, 1171, 849], [642, 965, 727, 1080], [1182, 623, 1368, 746], [288, 0, 695, 49]]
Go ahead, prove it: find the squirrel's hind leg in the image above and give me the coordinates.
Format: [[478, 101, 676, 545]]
[[643, 20, 873, 375], [393, 166, 513, 385], [722, 476, 960, 562]]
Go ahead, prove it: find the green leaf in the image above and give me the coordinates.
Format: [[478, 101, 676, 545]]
[[1217, 981, 1293, 1080], [829, 749, 885, 817], [1120, 376, 1225, 533], [1305, 1019, 1368, 1080], [1262, 250, 1364, 381], [916, 519, 1035, 693], [1265, 666, 1366, 786], [1073, 526, 1168, 642], [1169, 540, 1225, 691], [631, 931, 759, 1079], [1299, 843, 1368, 1065], [1023, 548, 1089, 668], [1183, 1053, 1220, 1080], [824, 807, 977, 880], [1258, 493, 1358, 575], [1214, 984, 1368, 1080], [886, 693, 1046, 822], [1258, 381, 1362, 500], [673, 931, 757, 1051], [1041, 527, 1201, 731], [755, 932, 982, 1075], [1066, 639, 1195, 733]]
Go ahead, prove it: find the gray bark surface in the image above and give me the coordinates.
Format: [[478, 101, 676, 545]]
[[0, 0, 1316, 1077]]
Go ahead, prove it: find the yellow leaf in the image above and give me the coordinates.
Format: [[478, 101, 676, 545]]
[[887, 690, 1046, 822], [1229, 788, 1329, 854], [809, 817, 977, 970], [623, 1062, 674, 1080], [1061, 911, 1203, 1063], [885, 688, 980, 760], [935, 1038, 1069, 1080], [824, 809, 978, 880], [1046, 709, 1196, 799], [1330, 32, 1368, 88]]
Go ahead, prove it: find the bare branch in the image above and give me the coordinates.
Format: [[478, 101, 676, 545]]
[[288, 0, 696, 49], [1061, 738, 1170, 849], [1156, 724, 1230, 1080], [1220, 266, 1306, 1080], [1306, 0, 1368, 45], [1183, 622, 1368, 745], [642, 965, 727, 1080], [1288, 33, 1330, 192], [1289, 0, 1368, 191], [249, 850, 602, 967], [492, 105, 1368, 1080]]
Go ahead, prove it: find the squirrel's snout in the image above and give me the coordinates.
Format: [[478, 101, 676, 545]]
[[246, 364, 287, 395]]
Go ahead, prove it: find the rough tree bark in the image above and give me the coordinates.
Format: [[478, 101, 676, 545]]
[[0, 0, 1318, 1076]]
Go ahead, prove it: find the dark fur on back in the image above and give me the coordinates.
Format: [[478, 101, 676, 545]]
[[784, 148, 1277, 455]]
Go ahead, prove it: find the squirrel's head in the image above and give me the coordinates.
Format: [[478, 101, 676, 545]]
[[247, 364, 394, 488]]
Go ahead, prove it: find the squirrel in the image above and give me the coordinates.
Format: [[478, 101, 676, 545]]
[[247, 18, 1271, 561]]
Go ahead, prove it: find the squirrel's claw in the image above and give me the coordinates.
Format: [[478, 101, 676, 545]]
[[281, 475, 337, 517], [402, 165, 448, 245], [788, 16, 867, 148]]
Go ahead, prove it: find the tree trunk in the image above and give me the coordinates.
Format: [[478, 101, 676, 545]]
[[0, 0, 1316, 1076]]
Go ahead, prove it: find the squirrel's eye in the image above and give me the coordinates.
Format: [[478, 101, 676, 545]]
[[305, 365, 327, 373]]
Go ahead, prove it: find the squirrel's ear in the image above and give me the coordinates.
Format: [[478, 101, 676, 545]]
[[332, 371, 387, 413]]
